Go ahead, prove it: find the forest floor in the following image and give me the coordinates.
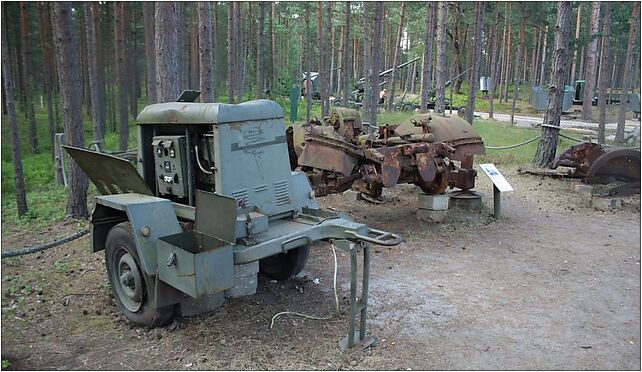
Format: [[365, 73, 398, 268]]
[[1, 165, 640, 370]]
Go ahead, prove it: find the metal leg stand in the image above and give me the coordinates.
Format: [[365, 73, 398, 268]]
[[334, 240, 375, 352]]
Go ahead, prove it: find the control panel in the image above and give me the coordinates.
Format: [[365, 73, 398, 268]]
[[152, 135, 189, 198]]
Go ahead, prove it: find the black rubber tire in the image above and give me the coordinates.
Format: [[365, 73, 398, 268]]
[[259, 245, 310, 281], [105, 222, 174, 327]]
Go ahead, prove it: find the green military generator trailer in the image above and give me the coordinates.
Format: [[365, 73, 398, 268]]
[[65, 98, 401, 349]]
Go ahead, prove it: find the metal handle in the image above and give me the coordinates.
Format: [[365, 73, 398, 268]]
[[281, 236, 311, 252], [344, 227, 402, 246], [166, 252, 177, 267]]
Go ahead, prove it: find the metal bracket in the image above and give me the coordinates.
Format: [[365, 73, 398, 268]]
[[331, 239, 375, 352]]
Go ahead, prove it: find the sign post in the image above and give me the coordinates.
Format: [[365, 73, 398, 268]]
[[479, 163, 514, 219]]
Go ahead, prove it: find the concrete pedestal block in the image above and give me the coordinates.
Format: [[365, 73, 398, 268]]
[[343, 189, 362, 202], [418, 193, 449, 210], [178, 291, 225, 317], [573, 183, 595, 196], [591, 196, 622, 210], [417, 209, 448, 223], [225, 262, 259, 299]]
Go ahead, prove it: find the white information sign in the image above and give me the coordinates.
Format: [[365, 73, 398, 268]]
[[479, 163, 514, 192]]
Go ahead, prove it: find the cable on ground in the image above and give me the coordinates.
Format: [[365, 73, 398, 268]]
[[1, 229, 89, 259], [270, 244, 340, 329]]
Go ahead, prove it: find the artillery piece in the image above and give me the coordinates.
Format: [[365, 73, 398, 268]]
[[551, 142, 641, 196], [287, 108, 486, 200], [64, 97, 401, 349]]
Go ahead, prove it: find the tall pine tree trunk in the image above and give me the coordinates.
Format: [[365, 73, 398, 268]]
[[256, 2, 265, 99], [362, 2, 373, 121], [465, 2, 484, 125], [114, 2, 128, 150], [569, 3, 582, 85], [267, 3, 275, 92], [369, 2, 384, 126], [199, 2, 213, 102], [155, 2, 179, 103], [143, 2, 157, 104], [20, 2, 38, 154], [325, 2, 333, 101], [502, 21, 512, 102], [316, 2, 328, 116], [84, 3, 105, 145], [497, 2, 508, 99], [597, 3, 611, 144], [615, 2, 640, 144], [189, 11, 199, 90], [387, 2, 405, 111], [127, 5, 139, 119], [581, 2, 600, 120], [488, 7, 500, 119], [420, 2, 435, 113], [38, 2, 56, 159], [434, 1, 448, 114], [305, 3, 312, 123], [539, 25, 548, 86], [533, 2, 571, 168], [227, 2, 235, 103], [51, 1, 89, 219], [342, 2, 351, 105], [2, 5, 28, 217], [510, 10, 526, 126], [93, 2, 107, 132]]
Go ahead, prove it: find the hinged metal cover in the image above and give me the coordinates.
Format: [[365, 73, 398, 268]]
[[63, 146, 153, 196], [194, 190, 237, 244]]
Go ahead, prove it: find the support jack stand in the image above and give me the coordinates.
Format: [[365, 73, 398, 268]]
[[332, 239, 375, 352]]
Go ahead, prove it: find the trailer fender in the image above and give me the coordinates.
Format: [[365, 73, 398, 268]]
[[93, 193, 182, 276]]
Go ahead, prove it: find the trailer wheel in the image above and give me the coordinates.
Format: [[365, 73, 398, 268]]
[[259, 245, 310, 281], [105, 222, 174, 327]]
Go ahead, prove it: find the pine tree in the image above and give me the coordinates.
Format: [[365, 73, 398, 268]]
[[51, 1, 89, 218], [434, 1, 448, 114], [199, 2, 213, 102], [2, 4, 28, 217], [155, 2, 179, 103], [615, 2, 640, 144], [533, 2, 572, 168], [582, 2, 601, 120]]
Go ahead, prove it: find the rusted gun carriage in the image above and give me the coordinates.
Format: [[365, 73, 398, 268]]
[[551, 142, 641, 196], [287, 108, 486, 200]]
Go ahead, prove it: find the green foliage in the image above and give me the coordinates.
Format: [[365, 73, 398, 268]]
[[2, 359, 10, 370]]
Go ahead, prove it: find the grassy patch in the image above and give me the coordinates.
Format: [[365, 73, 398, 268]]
[[474, 119, 589, 165]]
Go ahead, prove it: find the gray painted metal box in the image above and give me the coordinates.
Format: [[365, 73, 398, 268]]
[[629, 93, 640, 114], [157, 231, 234, 298], [531, 86, 547, 111]]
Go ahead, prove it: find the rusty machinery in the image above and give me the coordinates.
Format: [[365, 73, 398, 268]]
[[551, 142, 641, 196], [287, 108, 486, 200]]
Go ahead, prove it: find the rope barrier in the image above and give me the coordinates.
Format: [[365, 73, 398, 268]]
[[485, 127, 594, 151], [1, 229, 89, 259], [485, 135, 541, 150]]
